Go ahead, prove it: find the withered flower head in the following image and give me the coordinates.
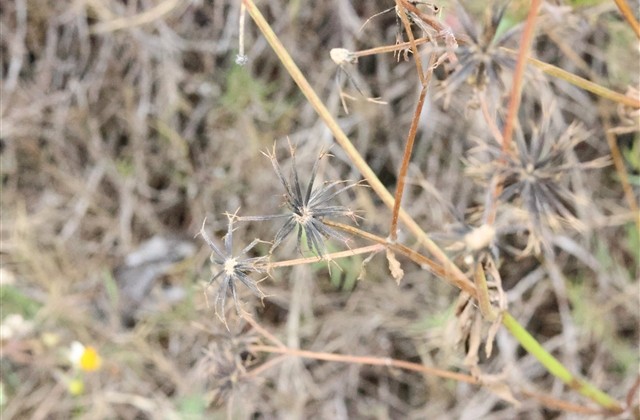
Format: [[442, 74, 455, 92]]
[[468, 117, 610, 254], [243, 143, 359, 256], [197, 213, 267, 325], [441, 2, 518, 99]]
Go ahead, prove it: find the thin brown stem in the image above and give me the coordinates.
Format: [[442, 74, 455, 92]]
[[265, 244, 384, 269], [520, 389, 607, 416], [243, 314, 286, 348], [245, 354, 288, 377], [395, 0, 425, 85], [351, 37, 430, 58], [613, 0, 640, 38], [325, 220, 477, 296], [601, 107, 639, 226], [248, 344, 478, 384], [501, 0, 542, 155], [390, 55, 436, 240], [487, 0, 542, 226]]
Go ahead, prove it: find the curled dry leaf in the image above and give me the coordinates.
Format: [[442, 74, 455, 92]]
[[386, 248, 404, 285]]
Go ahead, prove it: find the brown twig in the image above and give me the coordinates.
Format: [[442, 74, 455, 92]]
[[248, 344, 478, 384], [395, 0, 425, 85], [613, 0, 640, 39], [601, 107, 639, 225], [486, 0, 542, 226], [325, 220, 477, 297], [521, 389, 607, 416], [265, 245, 384, 269], [389, 54, 437, 241]]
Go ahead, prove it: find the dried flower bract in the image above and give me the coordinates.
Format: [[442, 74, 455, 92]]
[[197, 213, 268, 325], [242, 142, 360, 256]]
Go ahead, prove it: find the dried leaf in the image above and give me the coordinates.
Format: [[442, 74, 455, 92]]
[[485, 378, 520, 406], [357, 249, 380, 281], [386, 248, 404, 285], [464, 311, 483, 369], [485, 312, 503, 358]]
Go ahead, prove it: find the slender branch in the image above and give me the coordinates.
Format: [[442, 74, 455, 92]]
[[501, 48, 640, 109], [248, 344, 478, 384], [601, 107, 639, 224], [352, 38, 430, 58], [474, 261, 498, 321], [613, 0, 640, 38], [486, 0, 542, 226], [520, 389, 608, 416], [502, 313, 623, 413], [501, 0, 542, 155], [324, 220, 477, 296], [390, 53, 436, 240], [243, 314, 286, 348], [265, 244, 384, 269], [395, 0, 425, 85]]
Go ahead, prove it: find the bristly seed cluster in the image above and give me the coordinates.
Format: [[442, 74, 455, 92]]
[[197, 213, 268, 325], [439, 2, 518, 105], [467, 118, 610, 254], [198, 143, 360, 324], [240, 143, 360, 256]]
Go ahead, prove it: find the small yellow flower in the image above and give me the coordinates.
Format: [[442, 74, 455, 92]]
[[70, 341, 102, 372], [68, 378, 84, 396], [80, 346, 102, 372]]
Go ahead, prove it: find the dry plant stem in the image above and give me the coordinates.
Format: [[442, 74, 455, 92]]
[[398, 0, 445, 33], [613, 0, 640, 38], [626, 376, 640, 410], [238, 3, 246, 57], [502, 313, 623, 413], [352, 38, 430, 58], [88, 0, 184, 34], [241, 0, 469, 289], [247, 344, 478, 384], [601, 108, 639, 225], [265, 244, 384, 269], [501, 0, 542, 156], [325, 221, 476, 296], [243, 314, 286, 348], [478, 94, 504, 145], [395, 0, 425, 85], [501, 48, 640, 109], [245, 354, 288, 378], [243, 0, 622, 411], [390, 55, 436, 240], [473, 262, 498, 321], [487, 0, 542, 226], [521, 390, 608, 416]]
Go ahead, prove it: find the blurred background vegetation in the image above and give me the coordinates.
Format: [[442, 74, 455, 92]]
[[1, 0, 638, 418]]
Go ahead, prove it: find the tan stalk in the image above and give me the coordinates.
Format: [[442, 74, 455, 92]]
[[613, 0, 640, 38], [390, 54, 437, 241], [394, 0, 425, 85], [487, 0, 542, 226]]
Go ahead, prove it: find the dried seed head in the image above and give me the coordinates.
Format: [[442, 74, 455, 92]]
[[467, 117, 610, 254], [464, 224, 496, 252], [240, 142, 360, 256], [197, 214, 268, 326], [438, 2, 518, 104], [330, 48, 357, 66]]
